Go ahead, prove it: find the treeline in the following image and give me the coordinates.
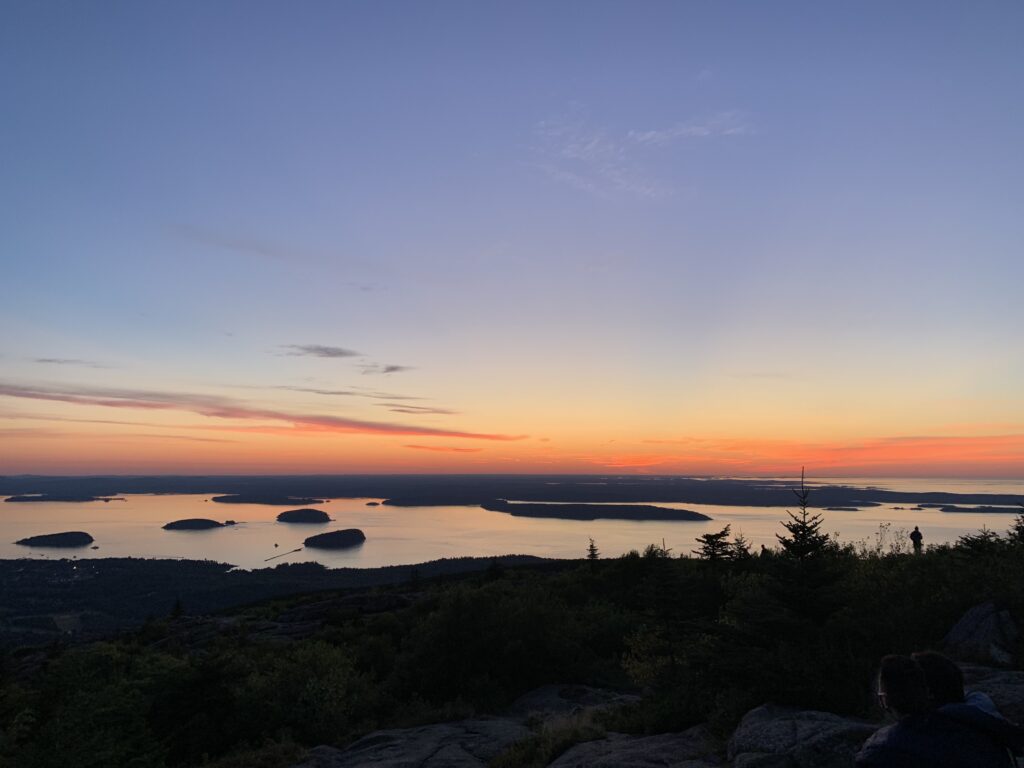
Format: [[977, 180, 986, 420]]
[[1, 502, 1023, 767]]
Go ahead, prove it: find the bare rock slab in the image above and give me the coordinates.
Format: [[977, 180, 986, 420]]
[[291, 718, 530, 767], [549, 725, 721, 767], [728, 705, 876, 768]]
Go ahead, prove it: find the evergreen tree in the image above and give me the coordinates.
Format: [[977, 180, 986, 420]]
[[587, 538, 600, 560], [776, 469, 832, 561], [693, 525, 733, 560], [1007, 504, 1024, 546]]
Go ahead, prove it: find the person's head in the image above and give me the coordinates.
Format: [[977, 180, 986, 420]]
[[877, 655, 930, 717], [912, 650, 965, 706], [914, 526, 920, 532]]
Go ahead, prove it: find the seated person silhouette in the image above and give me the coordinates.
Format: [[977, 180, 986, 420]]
[[856, 654, 1024, 767], [912, 650, 1004, 719]]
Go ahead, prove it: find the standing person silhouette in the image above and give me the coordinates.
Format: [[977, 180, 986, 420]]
[[910, 526, 923, 555]]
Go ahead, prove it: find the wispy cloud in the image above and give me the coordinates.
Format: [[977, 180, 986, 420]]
[[267, 385, 422, 401], [533, 108, 750, 199], [0, 381, 525, 441], [360, 363, 414, 375], [281, 344, 361, 359], [377, 404, 458, 415], [33, 357, 111, 369], [403, 444, 482, 453], [628, 111, 750, 146], [534, 112, 667, 199]]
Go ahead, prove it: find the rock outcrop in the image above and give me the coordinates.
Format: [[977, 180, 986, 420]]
[[291, 718, 530, 767], [944, 602, 1019, 666], [727, 704, 876, 767], [14, 531, 94, 547], [549, 725, 721, 767], [303, 529, 366, 549]]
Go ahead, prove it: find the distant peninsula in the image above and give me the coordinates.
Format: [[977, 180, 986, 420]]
[[211, 494, 324, 506], [163, 519, 226, 531], [482, 500, 711, 521], [303, 529, 366, 549], [277, 509, 331, 524], [5, 494, 125, 503], [15, 531, 95, 548], [938, 505, 1022, 514]]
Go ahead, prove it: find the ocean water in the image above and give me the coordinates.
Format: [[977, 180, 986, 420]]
[[2, 477, 1022, 570]]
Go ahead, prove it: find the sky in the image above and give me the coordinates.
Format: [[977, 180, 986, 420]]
[[1, 1, 1023, 477]]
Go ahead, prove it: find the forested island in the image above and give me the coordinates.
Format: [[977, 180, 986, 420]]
[[14, 531, 95, 547], [482, 499, 711, 521]]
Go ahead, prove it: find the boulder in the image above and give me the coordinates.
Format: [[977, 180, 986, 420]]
[[549, 725, 721, 767], [277, 508, 331, 523], [304, 529, 366, 549], [162, 519, 224, 530], [507, 684, 640, 721], [15, 531, 94, 548], [944, 602, 1019, 666], [290, 718, 530, 767], [727, 705, 876, 768]]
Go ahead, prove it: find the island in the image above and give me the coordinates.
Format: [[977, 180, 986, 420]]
[[276, 508, 331, 524], [303, 529, 366, 549], [15, 531, 95, 547], [481, 499, 711, 521], [825, 507, 860, 512], [5, 494, 125, 503], [366, 501, 380, 506], [938, 505, 1022, 514], [211, 494, 325, 506], [163, 519, 225, 530]]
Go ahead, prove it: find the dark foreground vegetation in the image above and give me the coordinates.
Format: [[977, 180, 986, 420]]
[[1, 501, 1023, 767]]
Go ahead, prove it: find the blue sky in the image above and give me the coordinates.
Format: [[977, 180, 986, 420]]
[[2, 1, 1023, 474]]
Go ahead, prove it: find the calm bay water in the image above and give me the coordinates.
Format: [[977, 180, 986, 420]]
[[2, 477, 1022, 570]]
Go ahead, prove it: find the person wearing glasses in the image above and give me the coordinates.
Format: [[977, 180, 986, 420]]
[[856, 654, 1023, 766]]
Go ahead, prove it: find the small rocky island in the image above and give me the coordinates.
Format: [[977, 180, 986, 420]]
[[303, 529, 366, 549], [162, 519, 226, 531], [276, 508, 331, 524], [211, 494, 324, 506], [15, 531, 95, 547], [481, 499, 711, 521]]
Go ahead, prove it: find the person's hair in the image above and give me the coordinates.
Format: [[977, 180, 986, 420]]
[[912, 650, 965, 705], [878, 655, 930, 716]]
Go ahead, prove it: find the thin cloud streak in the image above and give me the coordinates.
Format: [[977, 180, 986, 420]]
[[270, 385, 422, 401], [377, 404, 458, 415], [0, 382, 525, 441], [360, 363, 414, 375], [33, 357, 111, 369], [281, 344, 362, 358], [403, 444, 482, 453]]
